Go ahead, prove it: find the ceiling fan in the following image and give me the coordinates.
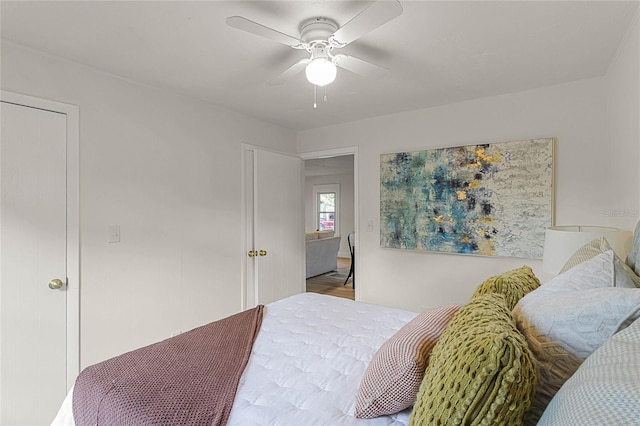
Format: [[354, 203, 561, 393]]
[[226, 0, 403, 88]]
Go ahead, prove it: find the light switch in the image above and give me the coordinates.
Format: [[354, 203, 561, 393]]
[[108, 225, 120, 243], [366, 219, 374, 232]]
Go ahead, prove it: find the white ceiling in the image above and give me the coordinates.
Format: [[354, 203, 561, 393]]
[[2, 1, 638, 131]]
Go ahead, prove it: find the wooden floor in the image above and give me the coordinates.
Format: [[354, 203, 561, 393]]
[[306, 257, 354, 300]]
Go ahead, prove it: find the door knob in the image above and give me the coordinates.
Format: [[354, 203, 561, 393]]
[[258, 250, 267, 257], [48, 278, 64, 290], [248, 250, 256, 257]]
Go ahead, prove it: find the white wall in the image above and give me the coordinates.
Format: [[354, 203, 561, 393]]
[[1, 42, 297, 367], [305, 173, 355, 257], [605, 12, 640, 235], [297, 77, 638, 312], [2, 9, 638, 364]]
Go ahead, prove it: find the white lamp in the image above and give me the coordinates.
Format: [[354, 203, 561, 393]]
[[305, 58, 337, 87], [543, 226, 626, 275]]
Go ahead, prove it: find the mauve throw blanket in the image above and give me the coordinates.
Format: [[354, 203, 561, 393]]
[[72, 305, 264, 426]]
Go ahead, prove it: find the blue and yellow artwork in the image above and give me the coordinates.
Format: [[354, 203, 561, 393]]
[[380, 138, 554, 259]]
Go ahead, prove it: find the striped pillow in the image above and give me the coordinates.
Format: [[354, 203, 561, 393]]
[[560, 237, 640, 288], [626, 220, 640, 276], [354, 304, 460, 418]]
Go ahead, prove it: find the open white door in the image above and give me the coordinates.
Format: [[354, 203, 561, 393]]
[[243, 147, 304, 307]]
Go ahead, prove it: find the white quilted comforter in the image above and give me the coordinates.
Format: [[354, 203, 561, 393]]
[[53, 293, 417, 425]]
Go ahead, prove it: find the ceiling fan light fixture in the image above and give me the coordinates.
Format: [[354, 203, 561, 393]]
[[305, 58, 337, 87]]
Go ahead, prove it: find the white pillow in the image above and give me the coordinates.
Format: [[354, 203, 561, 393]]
[[542, 249, 615, 292], [560, 237, 640, 288], [538, 318, 640, 425], [513, 251, 640, 425]]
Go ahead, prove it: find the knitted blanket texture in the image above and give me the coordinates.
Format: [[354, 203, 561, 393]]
[[73, 305, 264, 426]]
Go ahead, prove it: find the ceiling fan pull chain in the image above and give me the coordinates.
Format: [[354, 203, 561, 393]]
[[324, 86, 328, 103], [313, 85, 317, 109]]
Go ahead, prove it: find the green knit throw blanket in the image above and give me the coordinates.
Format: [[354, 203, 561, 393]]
[[410, 294, 537, 426], [472, 266, 540, 310]]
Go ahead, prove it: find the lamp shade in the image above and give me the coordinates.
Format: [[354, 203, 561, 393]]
[[305, 58, 337, 87], [542, 226, 625, 275]]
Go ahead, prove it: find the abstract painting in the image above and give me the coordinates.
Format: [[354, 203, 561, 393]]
[[380, 138, 554, 259]]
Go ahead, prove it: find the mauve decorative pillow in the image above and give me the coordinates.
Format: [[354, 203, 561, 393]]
[[354, 304, 460, 418]]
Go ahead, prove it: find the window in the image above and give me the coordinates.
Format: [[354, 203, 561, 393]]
[[313, 184, 340, 234], [318, 192, 335, 231]]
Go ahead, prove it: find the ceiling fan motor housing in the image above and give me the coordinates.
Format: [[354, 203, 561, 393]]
[[299, 17, 338, 44]]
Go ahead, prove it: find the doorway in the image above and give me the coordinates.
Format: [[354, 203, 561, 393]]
[[301, 149, 358, 301]]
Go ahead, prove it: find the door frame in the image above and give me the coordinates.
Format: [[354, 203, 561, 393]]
[[299, 147, 359, 301], [1, 90, 80, 389]]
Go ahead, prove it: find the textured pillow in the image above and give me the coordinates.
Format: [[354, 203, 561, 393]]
[[537, 317, 640, 426], [626, 220, 640, 276], [305, 231, 318, 241], [410, 294, 536, 426], [354, 304, 460, 418], [472, 265, 540, 309], [560, 236, 640, 288], [513, 251, 640, 425]]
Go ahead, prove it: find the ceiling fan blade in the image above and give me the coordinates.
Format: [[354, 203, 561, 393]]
[[226, 16, 304, 48], [333, 54, 388, 79], [268, 58, 311, 86], [331, 0, 403, 46]]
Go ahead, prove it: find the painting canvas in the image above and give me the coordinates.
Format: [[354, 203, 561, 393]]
[[380, 138, 554, 259]]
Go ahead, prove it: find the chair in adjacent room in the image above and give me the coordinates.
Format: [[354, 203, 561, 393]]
[[344, 232, 355, 289]]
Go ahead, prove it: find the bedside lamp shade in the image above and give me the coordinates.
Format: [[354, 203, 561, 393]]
[[543, 226, 625, 275]]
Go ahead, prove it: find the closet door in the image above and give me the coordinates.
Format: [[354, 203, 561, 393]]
[[1, 101, 68, 425], [243, 147, 304, 308]]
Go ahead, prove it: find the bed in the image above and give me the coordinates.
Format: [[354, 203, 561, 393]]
[[53, 293, 419, 425], [54, 222, 640, 426]]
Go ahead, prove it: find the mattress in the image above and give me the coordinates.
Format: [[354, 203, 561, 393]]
[[52, 293, 418, 425]]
